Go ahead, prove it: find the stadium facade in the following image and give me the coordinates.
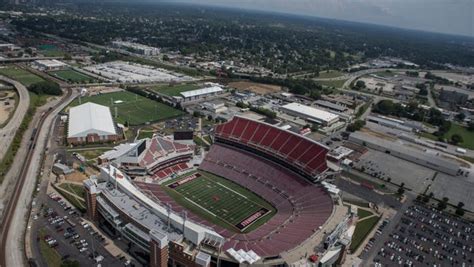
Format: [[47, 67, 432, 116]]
[[84, 116, 337, 266]]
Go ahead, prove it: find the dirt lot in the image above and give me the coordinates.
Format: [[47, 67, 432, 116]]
[[228, 81, 282, 95], [64, 172, 88, 183], [0, 90, 16, 126]]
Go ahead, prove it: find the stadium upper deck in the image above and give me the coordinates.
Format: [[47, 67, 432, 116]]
[[215, 116, 329, 180]]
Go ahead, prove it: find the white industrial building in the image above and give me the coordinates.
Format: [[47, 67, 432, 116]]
[[178, 86, 225, 102], [67, 102, 119, 144], [84, 61, 194, 83], [32, 59, 68, 71], [280, 102, 340, 127], [111, 41, 160, 56]]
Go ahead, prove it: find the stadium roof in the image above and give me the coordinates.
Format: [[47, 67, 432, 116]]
[[180, 86, 223, 98], [281, 102, 339, 124], [68, 102, 117, 138]]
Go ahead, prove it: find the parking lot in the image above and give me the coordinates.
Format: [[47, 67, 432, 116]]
[[354, 150, 436, 193], [372, 203, 474, 266], [31, 191, 132, 266]]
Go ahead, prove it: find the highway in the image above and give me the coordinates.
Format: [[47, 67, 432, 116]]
[[0, 86, 75, 267], [0, 76, 30, 163]]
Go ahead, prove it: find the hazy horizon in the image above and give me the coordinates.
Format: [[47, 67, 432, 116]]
[[167, 0, 473, 37]]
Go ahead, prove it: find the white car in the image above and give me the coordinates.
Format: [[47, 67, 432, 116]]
[[79, 247, 88, 253]]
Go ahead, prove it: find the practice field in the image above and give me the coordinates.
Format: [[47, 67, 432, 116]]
[[164, 171, 276, 233], [0, 66, 44, 86], [69, 90, 184, 125], [150, 83, 200, 96], [49, 69, 96, 83]]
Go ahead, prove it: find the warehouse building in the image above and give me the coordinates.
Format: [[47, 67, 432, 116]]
[[280, 102, 340, 127], [32, 59, 68, 71], [178, 86, 225, 103], [67, 102, 119, 145], [348, 132, 460, 176]]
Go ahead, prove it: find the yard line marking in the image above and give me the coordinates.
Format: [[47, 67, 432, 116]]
[[184, 197, 217, 217], [216, 182, 248, 199]]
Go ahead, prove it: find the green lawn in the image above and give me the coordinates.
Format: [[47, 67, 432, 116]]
[[350, 216, 380, 251], [59, 183, 86, 198], [56, 185, 86, 213], [357, 208, 373, 220], [315, 79, 347, 88], [0, 66, 44, 86], [444, 123, 474, 149], [39, 228, 62, 267], [137, 130, 154, 140], [372, 71, 397, 78], [163, 171, 276, 233], [67, 148, 110, 160], [150, 83, 200, 96], [318, 70, 343, 78], [69, 90, 184, 125], [49, 69, 96, 83], [38, 44, 65, 57]]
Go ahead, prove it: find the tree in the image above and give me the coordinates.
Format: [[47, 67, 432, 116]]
[[450, 134, 463, 145], [346, 120, 365, 132], [455, 112, 466, 121], [354, 80, 365, 90], [456, 202, 465, 216], [162, 55, 170, 61], [28, 81, 62, 96], [437, 197, 449, 210], [397, 183, 405, 195], [468, 122, 474, 131]]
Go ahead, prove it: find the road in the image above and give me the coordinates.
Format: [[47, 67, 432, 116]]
[[0, 76, 30, 162], [360, 193, 415, 265], [0, 87, 76, 267]]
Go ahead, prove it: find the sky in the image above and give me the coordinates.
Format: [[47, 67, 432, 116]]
[[174, 0, 474, 37]]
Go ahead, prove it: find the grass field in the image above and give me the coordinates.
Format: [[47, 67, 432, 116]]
[[444, 123, 474, 149], [318, 70, 343, 78], [163, 171, 275, 233], [59, 182, 86, 198], [38, 44, 65, 57], [49, 69, 96, 83], [350, 216, 380, 251], [150, 83, 200, 96], [0, 66, 44, 86], [69, 91, 184, 125], [315, 79, 347, 88], [357, 208, 373, 220]]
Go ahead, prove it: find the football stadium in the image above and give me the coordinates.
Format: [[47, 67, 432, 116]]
[[84, 116, 347, 267]]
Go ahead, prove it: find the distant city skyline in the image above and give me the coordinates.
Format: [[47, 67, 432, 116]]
[[173, 0, 473, 37]]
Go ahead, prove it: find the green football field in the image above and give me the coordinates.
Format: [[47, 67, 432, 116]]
[[163, 171, 275, 233], [49, 69, 96, 83], [69, 90, 184, 125]]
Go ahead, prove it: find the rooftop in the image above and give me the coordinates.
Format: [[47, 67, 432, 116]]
[[180, 86, 223, 98], [281, 102, 339, 123], [68, 102, 117, 138]]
